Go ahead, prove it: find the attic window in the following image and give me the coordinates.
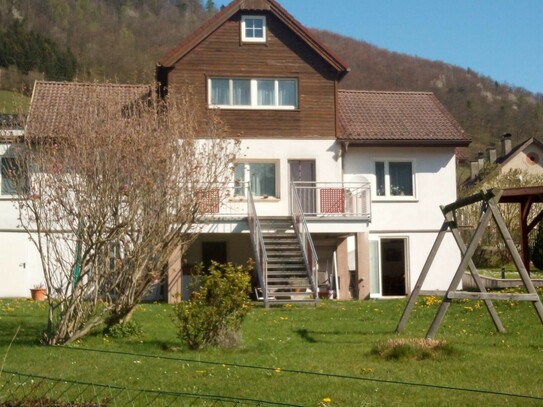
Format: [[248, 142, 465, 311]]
[[241, 15, 266, 43]]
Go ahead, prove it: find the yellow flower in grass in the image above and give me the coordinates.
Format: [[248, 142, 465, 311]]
[[322, 397, 332, 403]]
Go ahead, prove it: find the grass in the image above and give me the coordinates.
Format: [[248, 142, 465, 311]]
[[0, 90, 30, 114], [479, 266, 543, 280], [1, 297, 543, 406]]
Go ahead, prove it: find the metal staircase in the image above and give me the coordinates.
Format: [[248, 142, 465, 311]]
[[258, 217, 317, 305]]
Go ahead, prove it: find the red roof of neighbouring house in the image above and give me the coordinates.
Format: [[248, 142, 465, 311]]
[[338, 90, 470, 146], [26, 81, 153, 138], [158, 0, 349, 76]]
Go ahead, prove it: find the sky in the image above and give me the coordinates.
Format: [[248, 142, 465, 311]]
[[213, 0, 543, 95]]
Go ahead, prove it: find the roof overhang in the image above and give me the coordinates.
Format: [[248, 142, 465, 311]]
[[337, 138, 472, 147]]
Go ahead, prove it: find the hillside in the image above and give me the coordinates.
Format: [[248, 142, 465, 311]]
[[1, 1, 542, 160]]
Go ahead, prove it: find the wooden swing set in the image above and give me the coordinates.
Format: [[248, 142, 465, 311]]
[[396, 188, 543, 338]]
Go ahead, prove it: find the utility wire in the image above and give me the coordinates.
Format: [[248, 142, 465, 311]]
[[62, 346, 543, 402]]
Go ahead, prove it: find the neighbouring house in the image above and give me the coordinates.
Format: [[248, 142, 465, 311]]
[[0, 0, 471, 303], [467, 134, 543, 182]]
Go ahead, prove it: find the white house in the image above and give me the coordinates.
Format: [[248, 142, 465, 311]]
[[0, 0, 470, 303]]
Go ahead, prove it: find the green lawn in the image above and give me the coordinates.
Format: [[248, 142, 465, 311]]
[[479, 268, 543, 279], [1, 297, 543, 406], [0, 90, 30, 113]]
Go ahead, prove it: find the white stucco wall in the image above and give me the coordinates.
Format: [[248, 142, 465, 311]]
[[1, 142, 45, 297], [344, 146, 461, 293], [237, 138, 342, 216]]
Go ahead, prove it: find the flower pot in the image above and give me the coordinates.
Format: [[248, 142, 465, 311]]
[[30, 288, 46, 301]]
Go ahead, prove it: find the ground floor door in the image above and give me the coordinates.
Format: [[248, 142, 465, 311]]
[[289, 160, 316, 214], [380, 238, 407, 296], [202, 241, 227, 270]]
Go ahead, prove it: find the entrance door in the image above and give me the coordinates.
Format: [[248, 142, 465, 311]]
[[289, 160, 316, 214], [380, 238, 407, 296]]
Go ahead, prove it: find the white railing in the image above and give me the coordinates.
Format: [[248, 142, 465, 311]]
[[291, 182, 371, 219], [247, 185, 269, 305], [290, 183, 319, 299], [197, 182, 249, 217]]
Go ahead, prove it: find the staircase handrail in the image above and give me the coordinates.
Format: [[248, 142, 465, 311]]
[[247, 184, 268, 303], [290, 182, 319, 299]]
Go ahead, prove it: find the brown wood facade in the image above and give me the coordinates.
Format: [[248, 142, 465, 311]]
[[162, 11, 342, 139]]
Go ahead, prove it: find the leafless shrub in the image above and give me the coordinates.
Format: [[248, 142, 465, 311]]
[[11, 84, 239, 345]]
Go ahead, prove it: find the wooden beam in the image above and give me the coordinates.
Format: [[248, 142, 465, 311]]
[[527, 208, 543, 233], [488, 198, 543, 325], [447, 291, 540, 301], [445, 211, 505, 333], [396, 218, 450, 332], [426, 197, 495, 339], [441, 189, 496, 214]]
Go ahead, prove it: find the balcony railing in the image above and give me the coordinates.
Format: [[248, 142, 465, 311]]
[[197, 182, 249, 217], [291, 182, 371, 219], [197, 181, 372, 220]]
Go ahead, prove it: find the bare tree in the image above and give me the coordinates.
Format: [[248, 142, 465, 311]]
[[12, 84, 238, 345]]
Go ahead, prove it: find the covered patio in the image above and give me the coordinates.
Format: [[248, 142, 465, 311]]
[[499, 186, 543, 273]]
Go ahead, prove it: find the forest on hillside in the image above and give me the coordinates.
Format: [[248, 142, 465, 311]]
[[1, 0, 542, 159]]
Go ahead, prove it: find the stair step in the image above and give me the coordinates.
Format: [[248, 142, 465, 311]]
[[268, 275, 308, 281], [268, 273, 308, 278], [267, 291, 315, 298], [268, 281, 311, 292], [268, 266, 306, 271], [267, 258, 305, 263], [262, 235, 298, 243]]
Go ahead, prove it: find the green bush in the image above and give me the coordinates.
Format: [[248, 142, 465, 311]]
[[173, 261, 252, 350], [105, 320, 143, 338]]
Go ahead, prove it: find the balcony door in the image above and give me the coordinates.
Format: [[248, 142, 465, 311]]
[[289, 160, 316, 215]]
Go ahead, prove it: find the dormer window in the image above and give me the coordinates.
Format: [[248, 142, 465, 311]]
[[241, 15, 266, 43]]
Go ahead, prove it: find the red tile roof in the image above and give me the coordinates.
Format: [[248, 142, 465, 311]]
[[26, 81, 152, 138], [338, 90, 470, 146], [159, 0, 349, 75]]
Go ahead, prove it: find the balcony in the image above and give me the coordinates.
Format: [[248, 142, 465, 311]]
[[291, 182, 371, 220], [197, 181, 371, 220]]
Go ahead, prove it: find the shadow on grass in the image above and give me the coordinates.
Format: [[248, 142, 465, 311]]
[[0, 318, 45, 346], [294, 327, 393, 344]]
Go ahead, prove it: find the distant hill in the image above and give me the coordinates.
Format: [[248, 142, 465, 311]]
[[1, 1, 542, 160]]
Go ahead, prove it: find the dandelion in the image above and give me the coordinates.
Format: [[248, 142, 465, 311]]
[[322, 397, 332, 403]]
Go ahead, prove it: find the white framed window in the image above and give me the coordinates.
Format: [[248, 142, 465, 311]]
[[234, 162, 278, 198], [241, 15, 266, 43], [375, 160, 415, 198], [1, 156, 28, 196], [209, 78, 298, 109]]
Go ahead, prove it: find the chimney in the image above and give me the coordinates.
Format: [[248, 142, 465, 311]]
[[477, 151, 485, 169], [486, 146, 497, 163], [501, 133, 512, 156], [470, 160, 480, 180]]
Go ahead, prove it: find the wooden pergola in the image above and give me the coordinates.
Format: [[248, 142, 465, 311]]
[[499, 186, 543, 272]]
